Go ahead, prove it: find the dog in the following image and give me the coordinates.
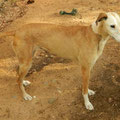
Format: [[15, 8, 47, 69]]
[[0, 12, 120, 110]]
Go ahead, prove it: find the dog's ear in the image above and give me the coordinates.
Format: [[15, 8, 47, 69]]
[[96, 13, 108, 25]]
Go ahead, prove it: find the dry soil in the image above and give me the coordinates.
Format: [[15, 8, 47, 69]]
[[1, 0, 120, 120]]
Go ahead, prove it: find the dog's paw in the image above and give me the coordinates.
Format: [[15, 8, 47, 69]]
[[24, 93, 32, 101], [88, 89, 95, 96], [23, 80, 31, 86], [85, 101, 94, 110]]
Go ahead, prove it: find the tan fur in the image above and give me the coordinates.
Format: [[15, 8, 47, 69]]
[[0, 13, 111, 109]]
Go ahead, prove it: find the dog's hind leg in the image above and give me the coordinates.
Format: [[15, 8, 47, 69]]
[[18, 58, 32, 100], [12, 39, 33, 100], [16, 63, 31, 86], [81, 66, 94, 110]]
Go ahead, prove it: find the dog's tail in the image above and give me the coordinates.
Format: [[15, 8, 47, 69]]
[[0, 31, 15, 38]]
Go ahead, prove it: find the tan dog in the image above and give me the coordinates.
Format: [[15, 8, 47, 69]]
[[0, 12, 120, 110]]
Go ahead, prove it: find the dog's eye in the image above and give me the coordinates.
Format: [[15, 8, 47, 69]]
[[110, 25, 115, 28]]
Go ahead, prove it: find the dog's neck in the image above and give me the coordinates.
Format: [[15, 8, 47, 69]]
[[91, 22, 110, 54], [91, 22, 99, 34], [91, 21, 110, 40]]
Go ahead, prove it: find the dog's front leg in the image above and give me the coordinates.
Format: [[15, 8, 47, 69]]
[[81, 66, 94, 110]]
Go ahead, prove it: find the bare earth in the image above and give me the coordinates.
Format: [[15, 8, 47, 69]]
[[0, 0, 120, 120]]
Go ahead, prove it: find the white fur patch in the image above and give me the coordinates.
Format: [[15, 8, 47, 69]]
[[88, 89, 95, 96], [24, 93, 32, 101], [83, 94, 94, 110], [23, 80, 31, 86]]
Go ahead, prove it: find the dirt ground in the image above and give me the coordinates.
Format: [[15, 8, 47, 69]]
[[1, 0, 120, 120]]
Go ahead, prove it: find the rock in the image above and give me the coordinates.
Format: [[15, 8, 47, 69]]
[[43, 62, 47, 65], [57, 88, 62, 93], [45, 54, 48, 57], [12, 96, 17, 98], [33, 96, 36, 98], [50, 55, 55, 58], [48, 98, 57, 104], [108, 97, 113, 103]]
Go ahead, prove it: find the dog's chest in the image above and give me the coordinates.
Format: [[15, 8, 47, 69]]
[[97, 38, 107, 55], [94, 38, 108, 65]]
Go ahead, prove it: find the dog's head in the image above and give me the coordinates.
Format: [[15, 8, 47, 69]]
[[92, 12, 120, 41]]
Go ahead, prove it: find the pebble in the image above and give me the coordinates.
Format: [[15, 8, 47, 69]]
[[12, 96, 17, 99], [108, 97, 113, 103], [112, 76, 115, 78], [57, 88, 62, 93], [57, 90, 62, 94], [50, 55, 55, 58], [43, 62, 47, 65], [33, 96, 36, 98], [45, 55, 48, 57], [48, 98, 57, 104]]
